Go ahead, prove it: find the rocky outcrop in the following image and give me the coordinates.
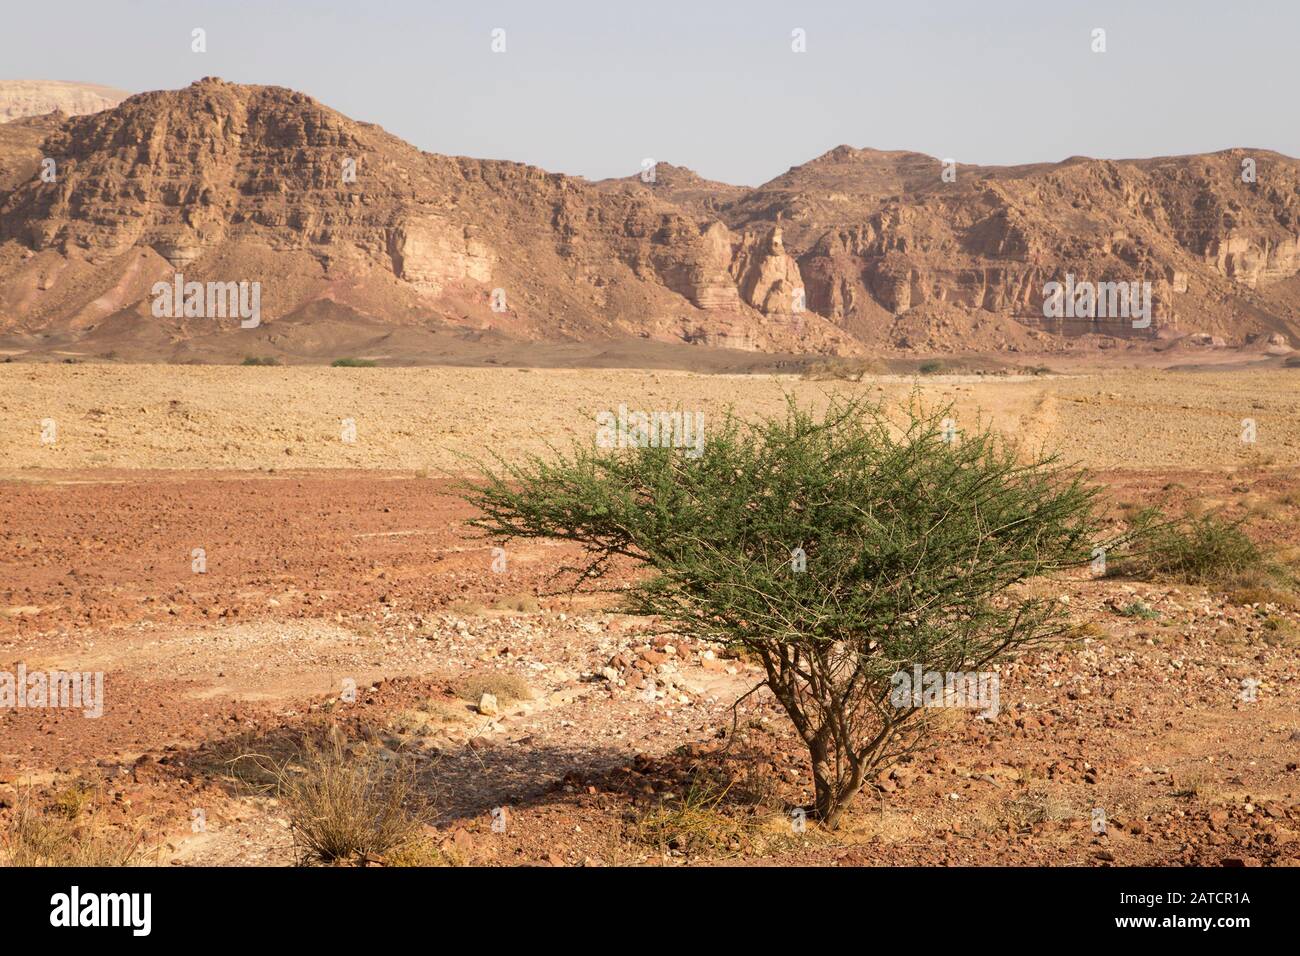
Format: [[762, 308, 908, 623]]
[[730, 227, 804, 314], [0, 79, 856, 355], [388, 216, 494, 295], [1205, 235, 1300, 288], [643, 219, 741, 311]]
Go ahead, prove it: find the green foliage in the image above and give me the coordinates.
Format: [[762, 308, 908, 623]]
[[331, 357, 378, 368], [241, 356, 281, 366], [1117, 600, 1160, 620], [461, 396, 1116, 825], [1110, 509, 1274, 588]]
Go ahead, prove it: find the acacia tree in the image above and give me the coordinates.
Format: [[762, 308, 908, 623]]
[[461, 397, 1114, 827]]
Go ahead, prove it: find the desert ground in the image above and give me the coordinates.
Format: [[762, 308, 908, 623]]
[[1, 361, 1298, 866]]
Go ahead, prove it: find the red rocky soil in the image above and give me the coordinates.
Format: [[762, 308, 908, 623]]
[[2, 469, 1298, 867]]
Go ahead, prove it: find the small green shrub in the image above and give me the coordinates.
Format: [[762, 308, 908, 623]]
[[1111, 510, 1275, 588], [462, 395, 1118, 826], [1117, 600, 1160, 620]]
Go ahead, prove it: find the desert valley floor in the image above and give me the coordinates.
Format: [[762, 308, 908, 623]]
[[1, 362, 1298, 866]]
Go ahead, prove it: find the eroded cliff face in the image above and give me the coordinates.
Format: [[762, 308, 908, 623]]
[[9, 82, 438, 264], [388, 217, 494, 295], [0, 79, 1296, 360], [634, 216, 740, 311], [731, 148, 1300, 348], [1205, 235, 1300, 288], [0, 80, 861, 355], [730, 227, 804, 315]]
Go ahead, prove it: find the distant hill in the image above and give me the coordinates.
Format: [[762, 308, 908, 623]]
[[0, 80, 129, 122]]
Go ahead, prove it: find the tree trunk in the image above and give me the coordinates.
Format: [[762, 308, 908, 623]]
[[810, 741, 865, 829], [809, 741, 841, 827]]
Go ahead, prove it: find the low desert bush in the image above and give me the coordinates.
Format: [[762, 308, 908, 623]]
[[1117, 600, 1160, 620], [1226, 585, 1300, 610], [241, 356, 280, 366], [1003, 787, 1075, 830], [633, 774, 750, 856], [388, 698, 474, 736], [1171, 766, 1218, 800], [1260, 615, 1300, 648], [331, 357, 377, 368], [491, 592, 540, 613], [1110, 510, 1277, 589], [383, 835, 457, 867]]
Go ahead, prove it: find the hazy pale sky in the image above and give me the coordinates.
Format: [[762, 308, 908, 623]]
[[3, 0, 1294, 186]]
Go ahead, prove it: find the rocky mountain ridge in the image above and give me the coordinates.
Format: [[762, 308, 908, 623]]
[[0, 78, 1296, 363]]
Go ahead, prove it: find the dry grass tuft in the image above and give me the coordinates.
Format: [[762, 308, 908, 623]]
[[633, 774, 752, 857], [627, 764, 819, 859], [389, 697, 474, 735], [1260, 615, 1300, 648], [492, 593, 540, 613], [1226, 586, 1300, 610], [247, 724, 433, 866], [384, 832, 460, 867], [1003, 787, 1076, 831], [1170, 766, 1218, 800], [450, 670, 532, 706], [1, 787, 143, 867]]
